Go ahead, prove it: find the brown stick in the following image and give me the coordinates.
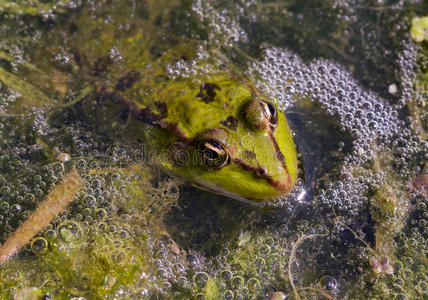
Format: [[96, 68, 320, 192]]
[[0, 168, 84, 264]]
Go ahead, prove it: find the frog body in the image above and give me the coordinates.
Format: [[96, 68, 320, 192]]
[[101, 71, 298, 203]]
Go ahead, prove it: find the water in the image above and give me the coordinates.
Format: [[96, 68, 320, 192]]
[[0, 0, 427, 299]]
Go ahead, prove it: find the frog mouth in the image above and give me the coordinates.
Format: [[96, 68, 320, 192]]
[[183, 177, 271, 207], [230, 156, 292, 193]]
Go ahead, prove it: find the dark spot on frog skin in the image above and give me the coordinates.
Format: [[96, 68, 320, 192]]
[[70, 47, 86, 69], [255, 168, 267, 176], [150, 45, 164, 59], [122, 100, 167, 126], [150, 37, 179, 59], [115, 71, 141, 91], [197, 82, 221, 103], [97, 86, 195, 144], [220, 116, 238, 130]]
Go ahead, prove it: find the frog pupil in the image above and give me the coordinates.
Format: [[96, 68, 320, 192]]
[[198, 140, 229, 168], [204, 146, 219, 159], [260, 100, 278, 128]]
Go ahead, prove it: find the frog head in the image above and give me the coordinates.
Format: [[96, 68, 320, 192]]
[[112, 72, 298, 203], [133, 73, 299, 204]]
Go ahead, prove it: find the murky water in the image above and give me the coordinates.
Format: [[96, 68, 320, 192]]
[[0, 0, 427, 299]]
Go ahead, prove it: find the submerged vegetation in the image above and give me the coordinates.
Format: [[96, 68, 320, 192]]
[[0, 0, 427, 299]]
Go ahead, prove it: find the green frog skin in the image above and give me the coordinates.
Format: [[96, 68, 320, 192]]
[[99, 72, 298, 204]]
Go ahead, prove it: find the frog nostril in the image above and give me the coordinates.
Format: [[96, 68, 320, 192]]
[[255, 168, 267, 176]]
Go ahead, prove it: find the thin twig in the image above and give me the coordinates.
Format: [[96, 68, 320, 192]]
[[288, 233, 327, 300], [297, 286, 334, 300]]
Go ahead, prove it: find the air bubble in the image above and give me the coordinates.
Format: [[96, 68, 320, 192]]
[[58, 221, 82, 242], [186, 254, 198, 266], [31, 237, 48, 255], [232, 276, 243, 288], [223, 290, 234, 300], [0, 186, 10, 197], [173, 263, 185, 274], [95, 208, 107, 219], [24, 193, 35, 203], [260, 272, 270, 281], [195, 272, 209, 288], [10, 204, 21, 214], [259, 245, 270, 255], [156, 268, 168, 279], [221, 270, 232, 281], [84, 195, 96, 206], [45, 230, 57, 239], [321, 276, 337, 290], [247, 278, 259, 290]]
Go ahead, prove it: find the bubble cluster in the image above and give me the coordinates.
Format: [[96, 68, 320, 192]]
[[166, 45, 214, 81], [250, 48, 402, 145], [192, 0, 248, 46], [397, 41, 422, 106]]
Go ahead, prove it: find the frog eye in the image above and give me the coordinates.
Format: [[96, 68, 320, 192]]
[[240, 99, 278, 132], [198, 139, 230, 169], [259, 100, 278, 129]]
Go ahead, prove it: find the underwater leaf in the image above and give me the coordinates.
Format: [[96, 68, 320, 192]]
[[0, 50, 46, 75], [0, 66, 51, 110]]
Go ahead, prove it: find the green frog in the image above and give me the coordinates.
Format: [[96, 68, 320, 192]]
[[97, 70, 298, 204]]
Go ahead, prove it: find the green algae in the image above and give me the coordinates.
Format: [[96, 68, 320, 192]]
[[0, 0, 72, 16], [0, 165, 176, 298]]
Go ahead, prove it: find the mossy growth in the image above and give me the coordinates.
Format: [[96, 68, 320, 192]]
[[0, 164, 181, 298]]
